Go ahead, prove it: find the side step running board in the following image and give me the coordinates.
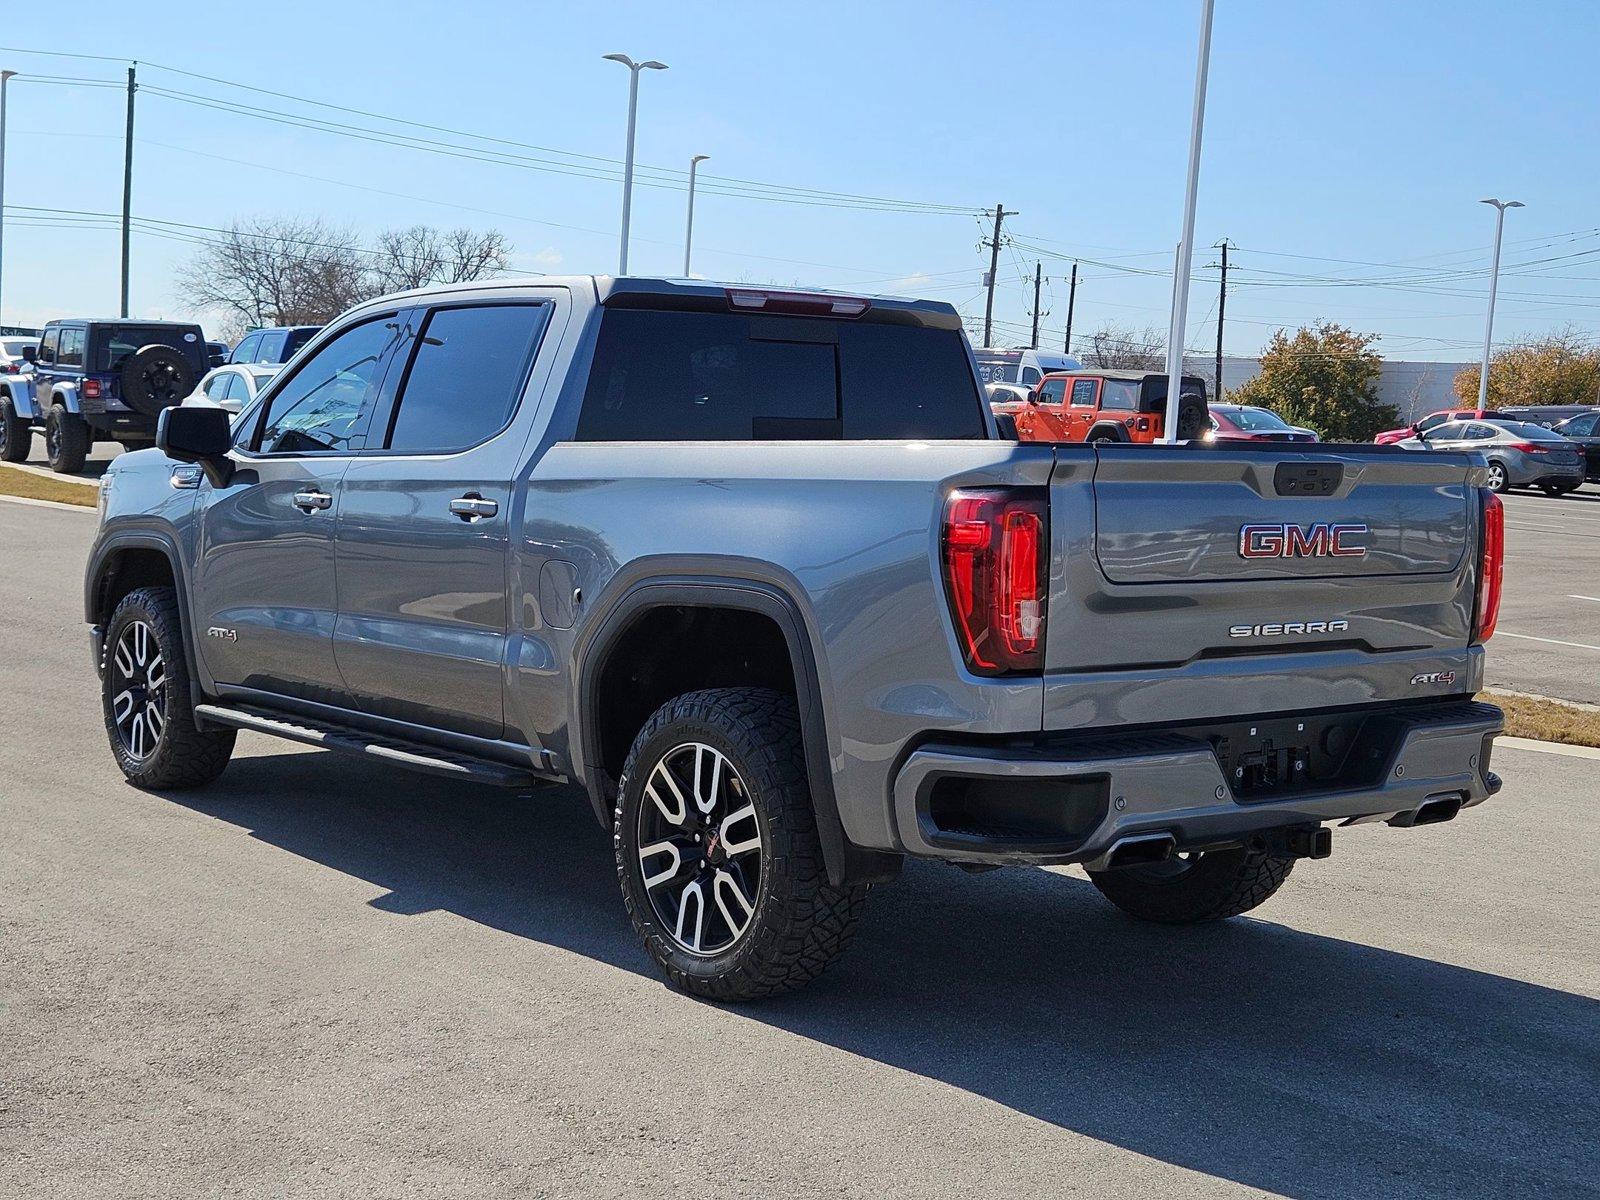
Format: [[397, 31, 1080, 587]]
[[194, 704, 541, 788]]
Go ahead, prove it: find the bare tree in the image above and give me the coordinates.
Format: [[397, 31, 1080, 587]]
[[176, 216, 370, 329], [177, 219, 513, 333], [1082, 323, 1167, 370], [370, 225, 511, 293]]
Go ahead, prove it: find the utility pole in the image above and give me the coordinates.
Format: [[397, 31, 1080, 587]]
[[1029, 261, 1043, 347], [0, 70, 15, 329], [120, 63, 136, 318], [1213, 238, 1229, 402], [980, 202, 1014, 348], [1062, 262, 1078, 356]]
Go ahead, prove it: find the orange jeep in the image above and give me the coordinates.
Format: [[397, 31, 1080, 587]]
[[996, 369, 1209, 443]]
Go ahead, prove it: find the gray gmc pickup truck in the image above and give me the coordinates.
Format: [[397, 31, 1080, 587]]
[[86, 276, 1506, 1000]]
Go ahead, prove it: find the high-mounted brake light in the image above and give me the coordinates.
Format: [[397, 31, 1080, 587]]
[[941, 489, 1047, 675], [726, 288, 870, 318], [1473, 489, 1504, 644], [81, 378, 102, 399]]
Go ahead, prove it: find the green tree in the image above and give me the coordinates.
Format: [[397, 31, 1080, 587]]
[[1453, 327, 1600, 409], [1231, 321, 1396, 441]]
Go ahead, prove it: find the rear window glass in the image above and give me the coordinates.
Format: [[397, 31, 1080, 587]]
[[1099, 379, 1141, 411], [576, 309, 984, 441], [92, 325, 203, 371]]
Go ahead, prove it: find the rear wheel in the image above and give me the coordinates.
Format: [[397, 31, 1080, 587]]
[[0, 396, 30, 462], [614, 687, 868, 1001], [1088, 845, 1295, 924], [1485, 460, 1509, 493], [45, 404, 88, 473], [101, 586, 235, 789]]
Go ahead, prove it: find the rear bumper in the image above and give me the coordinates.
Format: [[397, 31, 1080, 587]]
[[1509, 459, 1584, 486], [889, 699, 1503, 866]]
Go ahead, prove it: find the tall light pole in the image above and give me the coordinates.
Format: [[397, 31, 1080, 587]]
[[1159, 0, 1215, 444], [0, 69, 16, 329], [683, 153, 709, 277], [1476, 198, 1523, 413], [603, 53, 667, 276]]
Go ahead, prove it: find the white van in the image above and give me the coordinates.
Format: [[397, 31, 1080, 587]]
[[973, 347, 1082, 388]]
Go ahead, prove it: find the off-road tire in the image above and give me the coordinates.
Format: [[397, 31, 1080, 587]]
[[119, 344, 196, 416], [45, 404, 89, 474], [614, 687, 868, 1001], [102, 586, 235, 789], [993, 412, 1019, 439], [1174, 393, 1209, 442], [1088, 846, 1295, 924], [0, 396, 30, 462]]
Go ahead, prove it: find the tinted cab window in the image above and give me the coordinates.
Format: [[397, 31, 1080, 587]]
[[576, 309, 984, 441], [380, 304, 549, 453], [58, 327, 85, 367], [253, 317, 399, 454], [230, 333, 263, 364], [1038, 378, 1067, 406]]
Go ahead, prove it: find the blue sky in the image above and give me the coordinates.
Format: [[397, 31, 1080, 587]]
[[3, 0, 1598, 360]]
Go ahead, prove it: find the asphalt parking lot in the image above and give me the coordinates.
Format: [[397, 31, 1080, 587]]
[[1493, 488, 1600, 704], [1, 499, 1597, 1199]]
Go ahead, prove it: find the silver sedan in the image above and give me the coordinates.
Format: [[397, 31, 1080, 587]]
[[1400, 418, 1586, 494]]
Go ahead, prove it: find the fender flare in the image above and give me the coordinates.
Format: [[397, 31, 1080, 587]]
[[86, 530, 207, 708], [1086, 421, 1130, 443], [53, 383, 82, 415], [1, 377, 40, 420], [570, 565, 899, 887]]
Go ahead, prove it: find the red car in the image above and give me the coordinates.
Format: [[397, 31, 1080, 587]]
[[1207, 404, 1318, 443], [1375, 407, 1503, 445]]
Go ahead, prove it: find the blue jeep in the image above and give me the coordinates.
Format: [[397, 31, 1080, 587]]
[[0, 318, 206, 472]]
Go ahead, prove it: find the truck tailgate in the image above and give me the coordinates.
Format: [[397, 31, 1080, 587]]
[[1043, 444, 1484, 728]]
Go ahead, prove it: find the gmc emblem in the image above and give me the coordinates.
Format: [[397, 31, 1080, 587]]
[[1238, 522, 1368, 559]]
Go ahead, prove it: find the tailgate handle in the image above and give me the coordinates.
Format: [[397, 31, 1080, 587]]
[[1273, 462, 1343, 497]]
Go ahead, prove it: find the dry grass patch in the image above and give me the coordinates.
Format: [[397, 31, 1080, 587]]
[[0, 464, 97, 508], [1488, 689, 1600, 749]]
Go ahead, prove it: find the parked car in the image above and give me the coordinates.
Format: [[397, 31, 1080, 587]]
[[0, 318, 205, 472], [1497, 403, 1599, 429], [973, 346, 1080, 389], [1399, 418, 1585, 494], [1550, 410, 1600, 485], [986, 381, 1032, 438], [186, 363, 281, 414], [87, 276, 1505, 1001], [1207, 404, 1318, 443], [229, 325, 321, 366], [1375, 407, 1504, 445], [204, 341, 230, 370], [1007, 369, 1209, 443], [1, 336, 39, 375]]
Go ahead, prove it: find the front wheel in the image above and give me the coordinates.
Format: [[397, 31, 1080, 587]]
[[614, 687, 868, 1001], [1088, 845, 1295, 924], [102, 586, 235, 789], [0, 397, 31, 462], [1485, 460, 1510, 493]]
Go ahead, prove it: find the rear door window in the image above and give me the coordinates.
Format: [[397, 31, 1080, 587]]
[[253, 317, 400, 454], [576, 309, 983, 441], [257, 330, 288, 362], [381, 303, 550, 453], [1099, 379, 1141, 411], [1069, 378, 1097, 407], [58, 327, 85, 367]]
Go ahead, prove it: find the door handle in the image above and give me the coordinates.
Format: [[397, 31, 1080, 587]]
[[292, 489, 333, 513], [449, 495, 499, 521]]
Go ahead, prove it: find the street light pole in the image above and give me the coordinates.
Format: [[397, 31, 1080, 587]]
[[1476, 197, 1523, 413], [1160, 0, 1215, 444], [0, 69, 15, 329], [683, 154, 709, 277], [603, 53, 667, 276]]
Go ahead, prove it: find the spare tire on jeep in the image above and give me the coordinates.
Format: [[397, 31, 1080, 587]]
[[1173, 391, 1209, 442], [119, 345, 196, 417]]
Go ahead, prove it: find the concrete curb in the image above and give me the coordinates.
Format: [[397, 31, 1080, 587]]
[[0, 493, 95, 514], [1497, 736, 1600, 761]]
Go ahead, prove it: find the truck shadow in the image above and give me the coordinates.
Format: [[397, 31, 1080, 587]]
[[172, 749, 1599, 1200]]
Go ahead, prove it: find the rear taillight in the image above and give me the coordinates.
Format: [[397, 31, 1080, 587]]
[[941, 488, 1047, 675], [1473, 489, 1504, 644], [1504, 441, 1538, 453], [82, 378, 102, 399]]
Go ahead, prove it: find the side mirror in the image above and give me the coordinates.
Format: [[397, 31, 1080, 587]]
[[1026, 389, 1040, 405], [21, 344, 36, 363], [156, 406, 234, 487]]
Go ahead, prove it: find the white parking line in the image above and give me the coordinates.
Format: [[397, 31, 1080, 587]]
[[1498, 631, 1600, 652], [1569, 595, 1600, 604]]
